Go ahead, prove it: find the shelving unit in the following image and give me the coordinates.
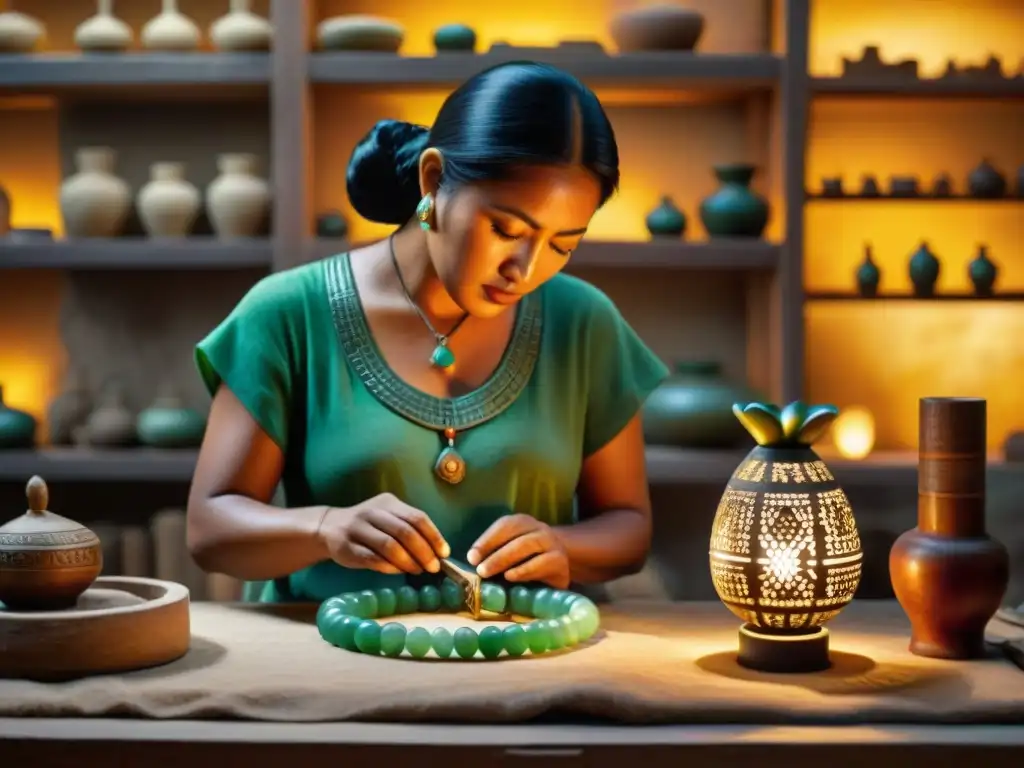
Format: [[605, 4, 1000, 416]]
[[1, 0, 1021, 488], [806, 291, 1024, 302]]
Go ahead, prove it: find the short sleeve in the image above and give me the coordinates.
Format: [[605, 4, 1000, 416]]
[[194, 273, 301, 450], [582, 287, 670, 457]]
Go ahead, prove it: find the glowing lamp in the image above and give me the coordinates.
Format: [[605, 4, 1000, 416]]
[[710, 401, 863, 673], [832, 406, 875, 460]]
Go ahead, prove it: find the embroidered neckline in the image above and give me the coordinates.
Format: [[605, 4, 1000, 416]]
[[325, 253, 543, 430]]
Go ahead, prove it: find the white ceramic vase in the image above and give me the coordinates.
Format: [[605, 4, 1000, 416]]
[[0, 2, 44, 52], [141, 0, 200, 51], [137, 162, 200, 237], [59, 147, 131, 238], [74, 0, 132, 52], [206, 153, 270, 238], [210, 0, 272, 51]]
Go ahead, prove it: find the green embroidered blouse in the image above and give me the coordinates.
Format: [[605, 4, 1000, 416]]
[[195, 253, 668, 602]]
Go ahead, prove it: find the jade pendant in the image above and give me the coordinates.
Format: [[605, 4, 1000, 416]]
[[430, 343, 455, 369], [434, 445, 466, 484]]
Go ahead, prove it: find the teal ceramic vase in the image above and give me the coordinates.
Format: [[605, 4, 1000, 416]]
[[642, 361, 760, 449], [0, 385, 37, 449], [968, 244, 997, 297], [136, 396, 207, 448], [433, 23, 476, 52], [908, 241, 940, 298], [855, 243, 881, 297], [699, 163, 769, 238], [645, 195, 686, 238], [315, 209, 348, 238]]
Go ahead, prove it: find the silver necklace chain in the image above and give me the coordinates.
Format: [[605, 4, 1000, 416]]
[[388, 234, 469, 346]]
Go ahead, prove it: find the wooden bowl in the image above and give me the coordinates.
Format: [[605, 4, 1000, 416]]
[[0, 576, 190, 681]]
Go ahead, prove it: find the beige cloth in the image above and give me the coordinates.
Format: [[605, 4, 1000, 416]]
[[1, 600, 1022, 723]]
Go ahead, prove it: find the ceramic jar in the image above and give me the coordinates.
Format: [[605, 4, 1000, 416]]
[[642, 361, 759, 449], [136, 395, 206, 448], [890, 398, 1009, 659], [206, 153, 270, 238], [46, 370, 92, 446], [74, 0, 132, 52], [142, 0, 200, 51], [645, 196, 686, 238], [433, 24, 476, 52], [0, 4, 44, 52], [855, 243, 881, 297], [610, 5, 704, 52], [315, 209, 348, 238], [317, 15, 404, 51], [59, 147, 131, 238], [908, 241, 940, 298], [75, 382, 136, 447], [137, 162, 200, 237], [210, 0, 272, 51], [968, 244, 997, 297], [0, 384, 36, 448], [967, 158, 1007, 199], [699, 163, 769, 238]]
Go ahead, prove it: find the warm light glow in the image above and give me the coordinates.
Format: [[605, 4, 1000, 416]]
[[0, 99, 63, 234], [832, 406, 876, 460], [810, 0, 1024, 77]]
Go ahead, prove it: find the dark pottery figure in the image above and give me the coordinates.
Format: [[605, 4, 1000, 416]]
[[1003, 430, 1024, 462], [821, 177, 843, 197], [46, 369, 91, 446], [931, 173, 953, 197], [855, 243, 881, 297], [610, 5, 704, 52], [967, 158, 1007, 198], [0, 385, 36, 448], [641, 361, 759, 449], [859, 175, 880, 197], [644, 196, 686, 238], [908, 241, 940, 298], [889, 176, 919, 197], [968, 244, 998, 297], [890, 398, 1009, 659], [315, 209, 348, 238], [433, 23, 476, 52], [699, 163, 769, 238]]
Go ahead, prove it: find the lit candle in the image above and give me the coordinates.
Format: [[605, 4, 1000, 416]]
[[832, 406, 875, 460]]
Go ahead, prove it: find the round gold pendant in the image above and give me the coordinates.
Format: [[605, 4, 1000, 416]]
[[434, 446, 466, 484]]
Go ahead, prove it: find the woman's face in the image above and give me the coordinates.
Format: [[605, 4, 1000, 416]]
[[425, 159, 602, 318]]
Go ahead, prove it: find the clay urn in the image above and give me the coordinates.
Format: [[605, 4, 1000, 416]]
[[0, 476, 103, 611]]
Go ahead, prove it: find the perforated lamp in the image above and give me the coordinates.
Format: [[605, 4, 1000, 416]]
[[709, 401, 863, 673]]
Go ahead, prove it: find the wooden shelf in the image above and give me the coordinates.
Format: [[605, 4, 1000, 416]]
[[806, 194, 1024, 203], [806, 291, 1024, 302], [0, 53, 271, 87], [0, 238, 274, 270], [305, 238, 781, 271], [8, 446, 1021, 486], [309, 51, 782, 90], [810, 75, 1024, 98]]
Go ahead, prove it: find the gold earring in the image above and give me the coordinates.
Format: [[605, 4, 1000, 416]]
[[416, 194, 435, 231]]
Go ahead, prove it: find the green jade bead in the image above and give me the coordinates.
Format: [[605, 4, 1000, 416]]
[[453, 627, 479, 659], [395, 585, 419, 614], [440, 578, 463, 611], [524, 620, 550, 655], [376, 587, 398, 617], [544, 618, 567, 650], [405, 626, 433, 658], [570, 600, 600, 640], [419, 584, 442, 612], [558, 614, 580, 646], [380, 622, 407, 657], [478, 625, 504, 659], [502, 624, 529, 657], [509, 585, 533, 616], [480, 583, 507, 613], [431, 627, 455, 658], [532, 588, 555, 619], [356, 590, 379, 618], [354, 620, 383, 654]]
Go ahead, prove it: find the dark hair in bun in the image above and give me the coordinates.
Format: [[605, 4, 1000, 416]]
[[346, 61, 620, 225]]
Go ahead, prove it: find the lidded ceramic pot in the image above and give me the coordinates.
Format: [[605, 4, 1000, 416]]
[[0, 476, 103, 611]]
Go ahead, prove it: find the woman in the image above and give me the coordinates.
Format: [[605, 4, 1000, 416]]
[[186, 61, 669, 603]]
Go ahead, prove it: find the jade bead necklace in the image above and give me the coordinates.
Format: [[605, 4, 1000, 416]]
[[316, 580, 601, 660]]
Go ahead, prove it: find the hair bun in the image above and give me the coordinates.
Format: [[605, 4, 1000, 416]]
[[346, 119, 430, 225]]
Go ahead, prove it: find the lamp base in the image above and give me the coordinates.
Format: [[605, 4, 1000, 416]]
[[737, 623, 831, 673]]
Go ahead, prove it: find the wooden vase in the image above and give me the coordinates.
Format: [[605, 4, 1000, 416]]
[[890, 397, 1010, 659]]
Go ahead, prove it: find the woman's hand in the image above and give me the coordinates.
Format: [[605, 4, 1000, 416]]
[[318, 493, 450, 575], [467, 515, 570, 589]]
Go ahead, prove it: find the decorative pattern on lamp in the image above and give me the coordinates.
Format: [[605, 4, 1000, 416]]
[[709, 401, 863, 673]]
